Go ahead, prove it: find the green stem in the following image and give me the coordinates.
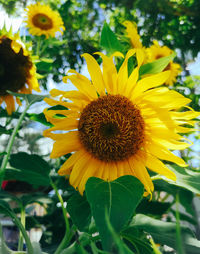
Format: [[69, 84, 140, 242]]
[[36, 37, 42, 56], [176, 192, 185, 254], [0, 102, 30, 188], [9, 210, 33, 254], [18, 207, 26, 251], [50, 179, 72, 254]]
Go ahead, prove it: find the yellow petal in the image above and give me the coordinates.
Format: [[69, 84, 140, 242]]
[[78, 157, 99, 195], [69, 151, 91, 191], [58, 150, 86, 176], [129, 155, 154, 194], [117, 49, 136, 94], [64, 70, 97, 100], [145, 154, 176, 181], [131, 71, 170, 99], [50, 131, 81, 158], [145, 141, 187, 167], [4, 95, 15, 115], [94, 52, 120, 94], [81, 53, 105, 96]]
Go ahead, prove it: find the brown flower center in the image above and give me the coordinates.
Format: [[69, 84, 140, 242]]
[[32, 14, 53, 30], [0, 36, 33, 96], [78, 94, 145, 162]]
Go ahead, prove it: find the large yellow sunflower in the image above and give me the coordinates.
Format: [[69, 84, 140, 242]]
[[25, 3, 65, 38], [43, 49, 199, 195], [0, 29, 40, 115], [147, 40, 181, 85]]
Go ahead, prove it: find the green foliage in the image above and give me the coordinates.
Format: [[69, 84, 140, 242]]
[[85, 175, 144, 251], [100, 22, 124, 55], [130, 214, 200, 253], [4, 152, 51, 186], [67, 192, 91, 232]]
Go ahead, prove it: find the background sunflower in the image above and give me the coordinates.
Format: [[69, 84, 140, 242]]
[[146, 40, 182, 85], [25, 2, 65, 38], [0, 27, 39, 114]]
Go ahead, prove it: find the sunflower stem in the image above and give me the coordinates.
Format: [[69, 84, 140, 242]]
[[50, 179, 72, 254], [0, 101, 30, 188], [18, 206, 26, 251], [176, 192, 185, 254], [7, 208, 33, 254], [36, 37, 42, 56]]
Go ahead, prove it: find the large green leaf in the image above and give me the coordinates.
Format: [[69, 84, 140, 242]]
[[131, 214, 200, 254], [67, 192, 91, 232], [5, 152, 51, 186], [160, 165, 200, 195], [100, 22, 123, 55], [85, 175, 144, 251], [139, 52, 176, 76]]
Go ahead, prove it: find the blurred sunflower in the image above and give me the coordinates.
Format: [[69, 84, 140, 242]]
[[0, 27, 40, 115], [43, 49, 199, 195], [147, 41, 181, 85], [25, 2, 65, 38], [123, 21, 143, 49]]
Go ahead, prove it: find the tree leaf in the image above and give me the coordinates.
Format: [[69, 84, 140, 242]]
[[67, 192, 91, 232], [85, 175, 144, 251], [139, 52, 176, 76], [131, 214, 200, 254], [100, 22, 123, 55]]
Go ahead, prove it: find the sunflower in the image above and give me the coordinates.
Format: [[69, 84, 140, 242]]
[[0, 28, 40, 115], [147, 41, 181, 85], [25, 2, 65, 38], [43, 49, 199, 195], [123, 21, 143, 49]]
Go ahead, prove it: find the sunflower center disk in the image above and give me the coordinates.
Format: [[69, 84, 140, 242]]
[[78, 94, 145, 162], [32, 14, 53, 30], [0, 37, 32, 96]]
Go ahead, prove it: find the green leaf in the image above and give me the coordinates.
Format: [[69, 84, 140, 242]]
[[121, 227, 153, 254], [29, 112, 52, 126], [104, 211, 135, 254], [10, 152, 50, 175], [85, 175, 144, 251], [0, 126, 13, 135], [67, 192, 91, 232], [139, 52, 176, 76], [0, 152, 7, 157], [0, 199, 12, 216], [6, 91, 49, 105], [40, 58, 54, 63], [5, 152, 51, 186], [136, 199, 171, 216], [100, 22, 123, 55], [131, 214, 200, 254], [162, 165, 200, 195]]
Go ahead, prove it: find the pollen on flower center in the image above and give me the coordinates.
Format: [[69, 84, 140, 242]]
[[32, 14, 53, 30], [78, 94, 145, 162]]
